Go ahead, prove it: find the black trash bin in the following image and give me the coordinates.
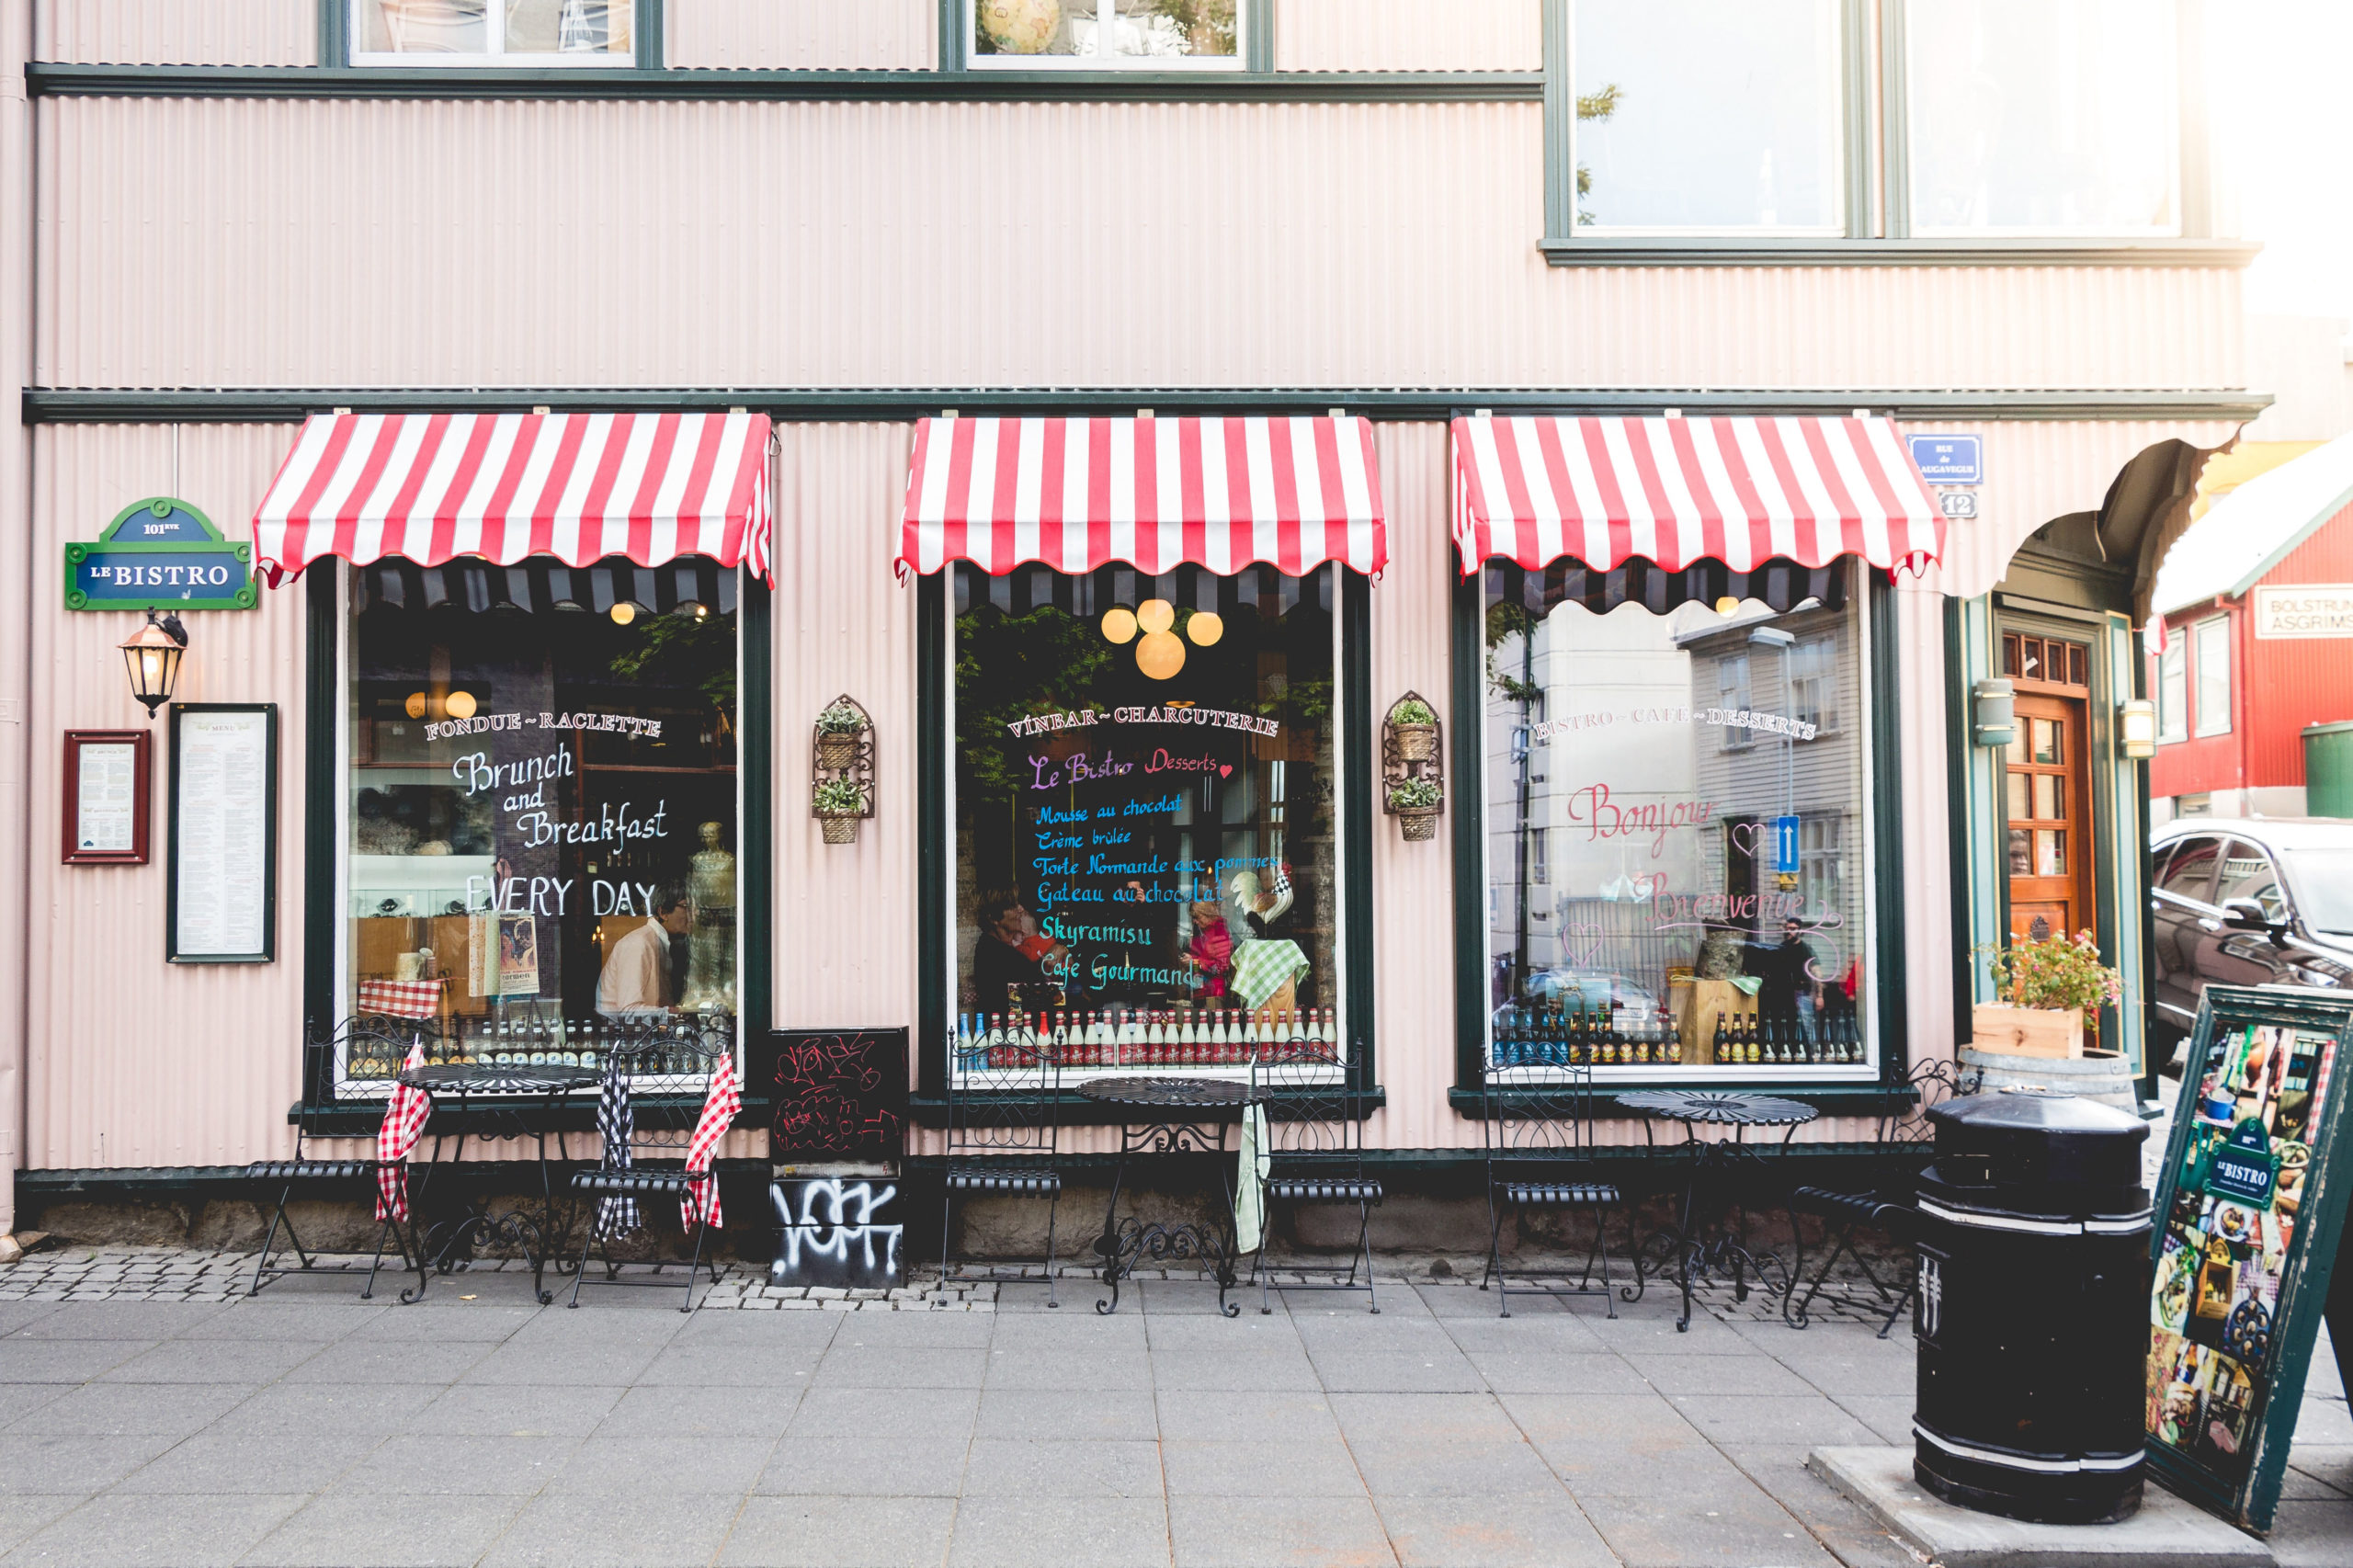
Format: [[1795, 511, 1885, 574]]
[[1912, 1087, 2152, 1525]]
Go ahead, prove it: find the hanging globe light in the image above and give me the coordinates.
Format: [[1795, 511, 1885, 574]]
[[1136, 630, 1186, 680], [1100, 606, 1138, 644], [1185, 610, 1223, 646], [1135, 598, 1175, 634]]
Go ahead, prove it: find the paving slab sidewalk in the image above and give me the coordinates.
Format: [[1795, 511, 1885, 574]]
[[0, 1250, 2344, 1567]]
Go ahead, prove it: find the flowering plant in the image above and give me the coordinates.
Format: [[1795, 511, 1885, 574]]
[[815, 700, 870, 736], [1980, 929, 2123, 1016], [813, 778, 870, 816], [1388, 778, 1442, 811]]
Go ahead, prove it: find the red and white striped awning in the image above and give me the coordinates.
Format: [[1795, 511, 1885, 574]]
[[896, 415, 1387, 580], [252, 412, 774, 585], [1450, 415, 1944, 577]]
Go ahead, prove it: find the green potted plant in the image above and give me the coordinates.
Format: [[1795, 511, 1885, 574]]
[[1973, 929, 2123, 1059], [1390, 696, 1438, 763], [1387, 775, 1443, 840], [814, 699, 870, 769], [813, 777, 870, 845]]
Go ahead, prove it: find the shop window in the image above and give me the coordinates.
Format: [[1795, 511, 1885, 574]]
[[2157, 638, 2188, 742], [343, 557, 738, 1077], [951, 563, 1341, 1072], [1484, 560, 1870, 1075], [350, 0, 636, 65], [1906, 0, 2178, 235], [969, 0, 1242, 67], [2193, 616, 2232, 736], [1570, 0, 1845, 233]]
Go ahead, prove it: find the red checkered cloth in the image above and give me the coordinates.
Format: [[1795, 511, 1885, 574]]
[[680, 1051, 741, 1230], [357, 978, 442, 1020], [376, 1043, 432, 1222]]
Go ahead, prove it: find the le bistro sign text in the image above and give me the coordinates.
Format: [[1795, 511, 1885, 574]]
[[64, 497, 256, 613], [2254, 585, 2353, 641]]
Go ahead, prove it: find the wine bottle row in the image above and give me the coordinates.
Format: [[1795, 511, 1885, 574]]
[[954, 1006, 1336, 1070], [1486, 1004, 1865, 1068], [346, 1016, 728, 1079]]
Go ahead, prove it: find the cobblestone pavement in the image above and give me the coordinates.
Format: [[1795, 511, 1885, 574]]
[[0, 1246, 2346, 1567]]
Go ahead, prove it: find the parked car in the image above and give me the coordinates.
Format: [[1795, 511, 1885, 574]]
[[2149, 818, 2353, 1066]]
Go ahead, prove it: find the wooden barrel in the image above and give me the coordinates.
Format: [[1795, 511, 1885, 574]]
[[1960, 1045, 2141, 1111]]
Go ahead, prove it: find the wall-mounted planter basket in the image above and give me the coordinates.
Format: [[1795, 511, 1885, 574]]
[[812, 694, 875, 846], [1381, 691, 1445, 843]]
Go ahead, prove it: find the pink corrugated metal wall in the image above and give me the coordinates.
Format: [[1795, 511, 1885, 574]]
[[33, 0, 316, 65], [1281, 0, 1540, 72], [27, 423, 310, 1170], [666, 0, 936, 71], [33, 96, 2245, 394]]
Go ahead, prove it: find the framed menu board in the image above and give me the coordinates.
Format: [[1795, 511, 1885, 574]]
[[62, 729, 152, 864], [166, 703, 278, 963], [2145, 984, 2353, 1533]]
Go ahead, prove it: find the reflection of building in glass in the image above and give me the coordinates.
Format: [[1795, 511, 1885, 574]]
[[1485, 566, 1866, 1053]]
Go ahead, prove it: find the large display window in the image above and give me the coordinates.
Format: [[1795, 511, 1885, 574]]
[[340, 555, 739, 1080], [1482, 558, 1875, 1078], [949, 562, 1344, 1075]]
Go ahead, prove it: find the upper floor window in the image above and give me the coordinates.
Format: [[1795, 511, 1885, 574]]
[[971, 0, 1242, 68], [352, 0, 637, 66], [1790, 634, 1839, 733], [1906, 0, 2178, 235], [2155, 638, 2187, 742], [2193, 616, 2232, 737], [1571, 0, 1844, 233]]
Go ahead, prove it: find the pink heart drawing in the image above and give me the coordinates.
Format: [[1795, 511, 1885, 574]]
[[1565, 923, 1606, 967], [1219, 764, 1233, 778], [1728, 821, 1764, 858]]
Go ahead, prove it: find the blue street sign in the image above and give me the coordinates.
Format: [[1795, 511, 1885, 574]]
[[1907, 434, 1983, 485], [1773, 814, 1801, 875], [63, 497, 256, 612]]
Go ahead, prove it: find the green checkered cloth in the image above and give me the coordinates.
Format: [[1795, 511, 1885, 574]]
[[1231, 938, 1310, 1013]]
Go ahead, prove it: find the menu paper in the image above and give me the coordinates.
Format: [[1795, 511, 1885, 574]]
[[74, 741, 137, 853], [173, 709, 271, 959]]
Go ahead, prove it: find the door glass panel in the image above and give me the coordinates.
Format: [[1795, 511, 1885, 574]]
[[2037, 830, 2065, 877], [2008, 828, 2031, 875], [2035, 774, 2063, 821], [2006, 773, 2029, 821], [2031, 719, 2061, 764]]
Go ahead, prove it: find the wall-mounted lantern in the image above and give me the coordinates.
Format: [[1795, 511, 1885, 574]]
[[2119, 699, 2158, 761], [119, 612, 188, 720], [1381, 692, 1445, 842], [1972, 677, 2016, 748], [812, 695, 875, 845]]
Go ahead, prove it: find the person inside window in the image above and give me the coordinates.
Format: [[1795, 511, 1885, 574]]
[[597, 887, 694, 1017], [972, 892, 1069, 1016], [1749, 917, 1822, 1043]]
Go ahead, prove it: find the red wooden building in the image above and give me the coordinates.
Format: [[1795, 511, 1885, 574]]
[[2148, 434, 2353, 820]]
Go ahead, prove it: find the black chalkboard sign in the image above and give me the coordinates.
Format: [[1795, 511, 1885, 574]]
[[757, 1028, 908, 1163], [2145, 984, 2353, 1533]]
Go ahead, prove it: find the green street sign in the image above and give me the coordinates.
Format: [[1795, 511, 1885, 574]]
[[65, 497, 256, 612]]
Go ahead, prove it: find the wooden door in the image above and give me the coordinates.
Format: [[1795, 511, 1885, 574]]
[[2006, 694, 2093, 942]]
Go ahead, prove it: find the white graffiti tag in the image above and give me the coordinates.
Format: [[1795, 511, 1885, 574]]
[[769, 1179, 904, 1283]]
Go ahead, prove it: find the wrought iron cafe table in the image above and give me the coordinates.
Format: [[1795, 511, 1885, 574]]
[[1617, 1089, 1819, 1334], [397, 1061, 603, 1305], [1076, 1075, 1256, 1318]]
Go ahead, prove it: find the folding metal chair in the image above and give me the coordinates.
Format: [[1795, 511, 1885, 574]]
[[1245, 1038, 1381, 1314], [939, 1021, 1063, 1308], [567, 1021, 733, 1312], [244, 1019, 423, 1300], [1481, 1060, 1631, 1317]]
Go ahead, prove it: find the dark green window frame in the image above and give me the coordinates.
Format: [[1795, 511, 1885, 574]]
[[297, 556, 772, 1127], [941, 0, 1274, 74], [912, 565, 1377, 1121], [1446, 560, 1913, 1117], [1540, 0, 2247, 268], [323, 0, 665, 69]]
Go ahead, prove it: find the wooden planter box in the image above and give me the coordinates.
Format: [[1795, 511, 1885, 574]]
[[1971, 1003, 2084, 1060]]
